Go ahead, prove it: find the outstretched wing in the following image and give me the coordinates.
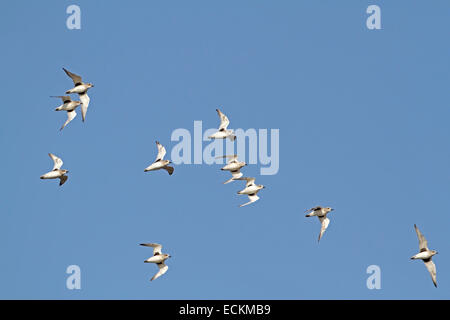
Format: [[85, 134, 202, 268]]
[[414, 224, 429, 251], [216, 155, 238, 165], [151, 262, 169, 281], [423, 259, 437, 287], [163, 166, 174, 175], [140, 243, 163, 255], [236, 177, 255, 187], [51, 95, 72, 103], [230, 169, 243, 179], [155, 141, 167, 161], [59, 175, 68, 186], [63, 68, 83, 86], [240, 193, 260, 207], [305, 206, 322, 214], [216, 108, 230, 130], [216, 154, 237, 160], [318, 216, 330, 242], [60, 110, 77, 131], [48, 153, 63, 170], [79, 93, 90, 122]]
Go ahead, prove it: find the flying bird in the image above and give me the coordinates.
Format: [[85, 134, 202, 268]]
[[411, 224, 438, 287], [140, 243, 171, 281], [51, 95, 81, 131], [305, 206, 334, 242], [62, 68, 94, 122], [144, 141, 174, 175], [40, 153, 69, 186], [236, 177, 265, 207], [208, 108, 236, 141], [216, 155, 246, 184]]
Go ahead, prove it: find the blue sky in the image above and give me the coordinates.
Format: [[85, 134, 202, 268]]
[[1, 0, 449, 299]]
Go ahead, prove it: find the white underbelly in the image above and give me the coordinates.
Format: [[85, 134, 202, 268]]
[[41, 171, 62, 179]]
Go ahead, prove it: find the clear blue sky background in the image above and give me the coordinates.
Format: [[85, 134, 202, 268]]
[[1, 0, 449, 299]]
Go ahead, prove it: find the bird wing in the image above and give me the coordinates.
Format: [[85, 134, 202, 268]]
[[414, 224, 429, 251], [63, 68, 83, 86], [239, 193, 259, 207], [59, 175, 68, 186], [163, 166, 174, 175], [60, 110, 77, 131], [423, 259, 437, 287], [140, 243, 163, 255], [151, 262, 168, 281], [48, 153, 63, 170], [236, 177, 255, 187], [51, 95, 72, 103], [216, 154, 238, 160], [155, 141, 167, 161], [305, 206, 322, 214], [79, 93, 90, 122], [318, 216, 330, 242], [216, 108, 230, 130], [230, 169, 242, 179]]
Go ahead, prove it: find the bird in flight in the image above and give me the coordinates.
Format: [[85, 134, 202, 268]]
[[208, 108, 236, 141], [236, 177, 265, 207], [63, 68, 94, 122], [144, 141, 174, 175], [140, 243, 171, 281], [40, 153, 69, 186], [51, 95, 81, 131], [305, 206, 335, 242], [216, 154, 247, 184], [411, 224, 438, 287]]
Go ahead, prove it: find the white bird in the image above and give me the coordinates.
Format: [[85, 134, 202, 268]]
[[144, 141, 174, 175], [216, 155, 247, 184], [411, 224, 438, 287], [305, 206, 334, 242], [208, 109, 236, 141], [140, 243, 171, 281], [236, 177, 265, 207], [51, 95, 81, 131], [40, 153, 69, 186], [63, 68, 94, 122]]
